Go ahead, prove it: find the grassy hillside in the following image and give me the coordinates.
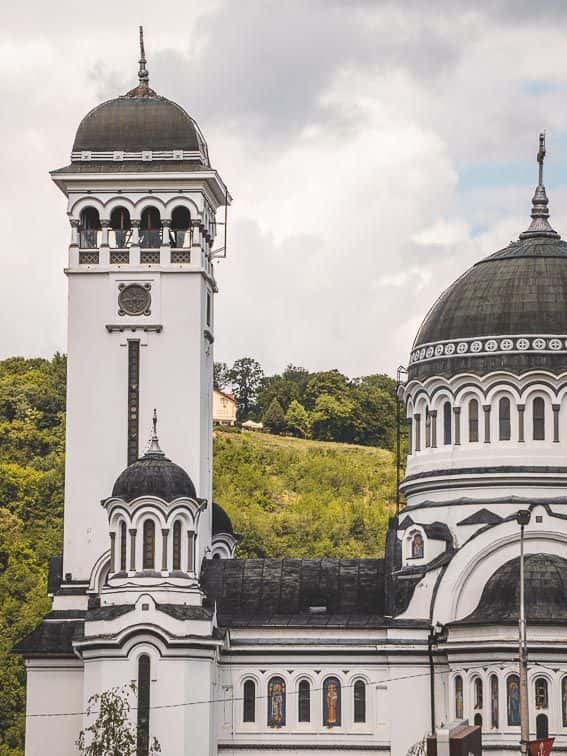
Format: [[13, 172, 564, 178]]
[[214, 429, 396, 558], [0, 357, 397, 755]]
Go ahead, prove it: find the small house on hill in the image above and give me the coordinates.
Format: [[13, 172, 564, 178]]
[[213, 389, 237, 426]]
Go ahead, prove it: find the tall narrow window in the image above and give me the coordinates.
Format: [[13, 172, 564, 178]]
[[140, 207, 162, 249], [443, 401, 452, 445], [143, 520, 155, 570], [172, 521, 182, 571], [425, 409, 431, 448], [243, 680, 255, 723], [455, 675, 463, 719], [533, 397, 545, 440], [120, 521, 127, 572], [206, 290, 212, 328], [354, 680, 366, 723], [507, 675, 520, 726], [474, 713, 482, 728], [535, 677, 548, 709], [410, 532, 424, 559], [187, 532, 195, 572], [536, 714, 549, 739], [137, 655, 151, 756], [562, 677, 567, 727], [474, 677, 483, 709], [499, 397, 511, 441], [267, 677, 286, 728], [298, 680, 310, 723], [79, 207, 101, 249], [170, 206, 192, 249], [110, 206, 132, 249], [490, 675, 499, 729], [323, 677, 341, 727], [469, 399, 479, 442], [127, 340, 140, 465]]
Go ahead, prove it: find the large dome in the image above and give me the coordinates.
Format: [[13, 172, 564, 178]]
[[457, 553, 567, 625], [409, 152, 567, 380]]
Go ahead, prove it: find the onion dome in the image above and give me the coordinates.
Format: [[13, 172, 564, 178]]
[[111, 411, 197, 502], [71, 27, 209, 162], [409, 134, 567, 380], [456, 554, 567, 625], [212, 502, 235, 535]]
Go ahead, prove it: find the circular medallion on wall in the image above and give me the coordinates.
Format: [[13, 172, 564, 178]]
[[445, 343, 455, 355], [500, 338, 513, 351], [471, 340, 482, 352], [485, 339, 497, 351], [517, 338, 529, 350], [549, 338, 562, 351], [118, 283, 152, 316], [457, 342, 468, 354], [435, 344, 444, 356], [533, 338, 546, 350]]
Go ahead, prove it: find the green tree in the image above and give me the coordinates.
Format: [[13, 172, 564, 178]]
[[310, 393, 355, 441], [77, 685, 161, 756], [227, 358, 264, 419], [213, 362, 229, 391], [256, 375, 299, 417], [262, 398, 286, 434], [303, 370, 350, 410], [285, 400, 310, 438]]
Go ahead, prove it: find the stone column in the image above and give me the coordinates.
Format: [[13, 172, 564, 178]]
[[407, 418, 413, 455], [109, 532, 116, 573], [518, 404, 525, 442], [129, 528, 137, 572], [414, 414, 421, 452], [130, 220, 141, 265], [99, 220, 110, 265], [161, 528, 169, 571], [162, 220, 172, 265], [69, 219, 80, 247], [453, 406, 461, 445], [483, 405, 491, 443], [187, 532, 195, 572]]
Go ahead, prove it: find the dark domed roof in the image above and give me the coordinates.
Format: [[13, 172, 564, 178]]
[[409, 144, 567, 379], [111, 432, 197, 503], [73, 94, 205, 154], [457, 553, 567, 625], [213, 502, 234, 535]]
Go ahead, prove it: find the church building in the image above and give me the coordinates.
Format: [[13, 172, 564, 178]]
[[14, 32, 567, 756]]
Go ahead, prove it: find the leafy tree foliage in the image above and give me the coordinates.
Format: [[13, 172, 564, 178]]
[[213, 362, 230, 391], [227, 358, 264, 419], [77, 684, 161, 756], [262, 398, 286, 434], [285, 400, 310, 438]]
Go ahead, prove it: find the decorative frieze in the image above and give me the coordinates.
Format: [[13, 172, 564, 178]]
[[410, 334, 567, 365]]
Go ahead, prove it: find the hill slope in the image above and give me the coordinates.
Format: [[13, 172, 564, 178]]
[[214, 429, 396, 559]]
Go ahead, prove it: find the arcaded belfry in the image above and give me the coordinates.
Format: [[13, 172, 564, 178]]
[[14, 32, 567, 756]]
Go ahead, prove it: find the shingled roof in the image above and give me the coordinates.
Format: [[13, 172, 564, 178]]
[[201, 558, 387, 628]]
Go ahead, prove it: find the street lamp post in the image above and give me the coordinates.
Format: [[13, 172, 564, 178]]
[[517, 508, 531, 755]]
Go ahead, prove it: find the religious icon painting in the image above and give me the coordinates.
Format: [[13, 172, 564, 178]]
[[507, 674, 520, 726], [267, 677, 286, 728], [323, 677, 341, 727]]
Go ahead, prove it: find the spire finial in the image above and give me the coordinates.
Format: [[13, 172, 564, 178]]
[[145, 409, 165, 458], [519, 132, 560, 240], [138, 25, 149, 88]]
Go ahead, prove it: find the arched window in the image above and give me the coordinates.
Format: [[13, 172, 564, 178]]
[[533, 397, 546, 440], [425, 409, 431, 448], [455, 675, 463, 719], [499, 397, 511, 441], [507, 675, 520, 726], [79, 207, 101, 249], [172, 521, 182, 571], [469, 399, 479, 443], [410, 532, 424, 559], [140, 207, 162, 249], [536, 713, 549, 740], [354, 680, 366, 723], [298, 680, 310, 723], [474, 713, 482, 728], [535, 677, 548, 709], [137, 655, 151, 756], [323, 677, 341, 727], [443, 401, 452, 445], [562, 677, 567, 726], [243, 680, 255, 723], [490, 674, 499, 729], [119, 521, 127, 572], [474, 677, 483, 709], [267, 677, 286, 728], [171, 206, 192, 249], [142, 520, 155, 570], [110, 207, 131, 248]]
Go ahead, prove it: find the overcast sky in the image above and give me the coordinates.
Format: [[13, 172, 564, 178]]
[[2, 1, 567, 377]]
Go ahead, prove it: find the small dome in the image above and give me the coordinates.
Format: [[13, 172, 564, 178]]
[[213, 502, 234, 535], [458, 553, 567, 625], [73, 95, 207, 156], [111, 421, 197, 502]]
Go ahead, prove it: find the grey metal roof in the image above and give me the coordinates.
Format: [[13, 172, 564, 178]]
[[111, 453, 197, 502], [212, 502, 235, 535], [72, 95, 203, 154], [51, 160, 206, 174], [201, 558, 387, 627], [455, 553, 567, 625]]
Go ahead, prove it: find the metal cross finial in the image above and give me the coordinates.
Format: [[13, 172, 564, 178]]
[[152, 408, 158, 436], [145, 408, 165, 457], [138, 25, 149, 87], [537, 132, 546, 186]]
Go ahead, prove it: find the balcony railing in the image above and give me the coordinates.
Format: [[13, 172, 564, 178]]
[[140, 250, 160, 264], [140, 229, 162, 249], [79, 229, 100, 249], [79, 251, 99, 264], [171, 250, 191, 263], [110, 251, 129, 264]]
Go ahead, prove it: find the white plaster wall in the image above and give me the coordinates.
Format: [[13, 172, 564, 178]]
[[25, 660, 83, 756]]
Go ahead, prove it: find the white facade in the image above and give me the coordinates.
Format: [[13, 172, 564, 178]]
[[15, 51, 567, 756]]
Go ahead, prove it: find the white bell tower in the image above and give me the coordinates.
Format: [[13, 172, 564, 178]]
[[50, 29, 230, 589]]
